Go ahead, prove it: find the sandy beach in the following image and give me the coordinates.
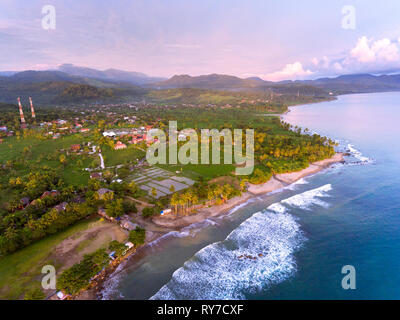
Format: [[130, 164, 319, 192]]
[[274, 153, 344, 184], [152, 192, 253, 228], [247, 176, 285, 195]]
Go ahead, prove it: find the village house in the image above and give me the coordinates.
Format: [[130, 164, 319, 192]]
[[20, 197, 30, 207], [146, 136, 158, 146], [160, 208, 172, 216], [103, 131, 116, 137], [114, 141, 127, 150], [97, 188, 113, 200], [90, 172, 102, 179], [40, 190, 60, 199], [70, 144, 81, 152], [120, 219, 139, 231], [40, 191, 51, 198], [51, 190, 60, 197], [53, 202, 68, 212], [97, 208, 115, 222], [131, 135, 144, 144], [57, 291, 69, 300], [125, 242, 134, 250]]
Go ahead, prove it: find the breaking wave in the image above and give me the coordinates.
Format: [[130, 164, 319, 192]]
[[150, 184, 333, 300], [347, 144, 374, 164], [282, 184, 332, 210], [101, 261, 127, 300]]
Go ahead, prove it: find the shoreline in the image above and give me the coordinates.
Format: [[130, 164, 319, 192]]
[[73, 152, 344, 300]]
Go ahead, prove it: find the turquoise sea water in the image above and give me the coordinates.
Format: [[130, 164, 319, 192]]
[[103, 92, 400, 300]]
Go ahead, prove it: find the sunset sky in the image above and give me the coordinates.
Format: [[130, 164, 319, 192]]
[[2, 0, 400, 80]]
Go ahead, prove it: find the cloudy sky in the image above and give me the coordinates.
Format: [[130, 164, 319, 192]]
[[1, 0, 400, 80]]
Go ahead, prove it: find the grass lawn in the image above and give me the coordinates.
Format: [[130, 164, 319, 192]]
[[102, 144, 145, 167], [158, 163, 235, 180], [0, 217, 98, 300]]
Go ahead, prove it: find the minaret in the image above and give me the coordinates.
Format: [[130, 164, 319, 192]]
[[17, 97, 26, 128], [29, 97, 36, 119]]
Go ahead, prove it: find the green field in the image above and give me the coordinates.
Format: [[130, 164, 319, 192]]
[[102, 144, 145, 167], [158, 163, 235, 180], [0, 134, 93, 187]]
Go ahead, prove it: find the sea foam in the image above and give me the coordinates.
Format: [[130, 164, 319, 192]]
[[282, 184, 332, 210], [150, 184, 333, 300], [347, 144, 373, 164]]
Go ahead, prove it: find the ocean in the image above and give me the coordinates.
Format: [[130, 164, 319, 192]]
[[103, 92, 400, 300]]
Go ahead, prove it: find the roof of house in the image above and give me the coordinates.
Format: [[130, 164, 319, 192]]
[[125, 242, 134, 248], [97, 188, 113, 196], [90, 172, 102, 179], [53, 202, 68, 212], [20, 197, 30, 206], [114, 141, 127, 149], [121, 221, 138, 231]]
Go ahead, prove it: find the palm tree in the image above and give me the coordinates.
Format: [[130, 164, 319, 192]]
[[191, 194, 199, 211], [170, 193, 179, 214], [207, 190, 214, 206], [178, 197, 186, 216], [240, 179, 247, 192], [182, 193, 190, 215]]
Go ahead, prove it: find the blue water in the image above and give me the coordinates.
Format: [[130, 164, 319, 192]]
[[104, 92, 400, 300]]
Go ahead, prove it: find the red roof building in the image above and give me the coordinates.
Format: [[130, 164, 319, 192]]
[[114, 141, 127, 150]]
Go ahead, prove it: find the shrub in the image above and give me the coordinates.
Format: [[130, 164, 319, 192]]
[[24, 287, 45, 300], [142, 207, 155, 218], [128, 227, 146, 246], [108, 240, 126, 257]]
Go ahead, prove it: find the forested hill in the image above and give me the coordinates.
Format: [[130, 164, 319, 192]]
[[299, 73, 400, 94], [2, 69, 400, 106], [149, 73, 272, 90], [0, 71, 147, 105], [0, 70, 331, 106], [149, 72, 400, 94]]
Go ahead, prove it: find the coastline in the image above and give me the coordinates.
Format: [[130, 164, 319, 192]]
[[150, 152, 344, 228], [72, 152, 344, 300]]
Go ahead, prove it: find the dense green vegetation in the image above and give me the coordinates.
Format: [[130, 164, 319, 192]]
[[57, 248, 110, 294], [170, 181, 241, 215], [56, 84, 114, 102], [128, 227, 146, 246], [108, 240, 127, 257]]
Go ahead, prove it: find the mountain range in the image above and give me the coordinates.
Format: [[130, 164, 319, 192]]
[[150, 73, 400, 94], [2, 64, 400, 105], [57, 64, 166, 85], [148, 73, 272, 90]]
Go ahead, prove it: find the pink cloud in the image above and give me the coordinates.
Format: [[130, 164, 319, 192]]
[[262, 62, 313, 81]]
